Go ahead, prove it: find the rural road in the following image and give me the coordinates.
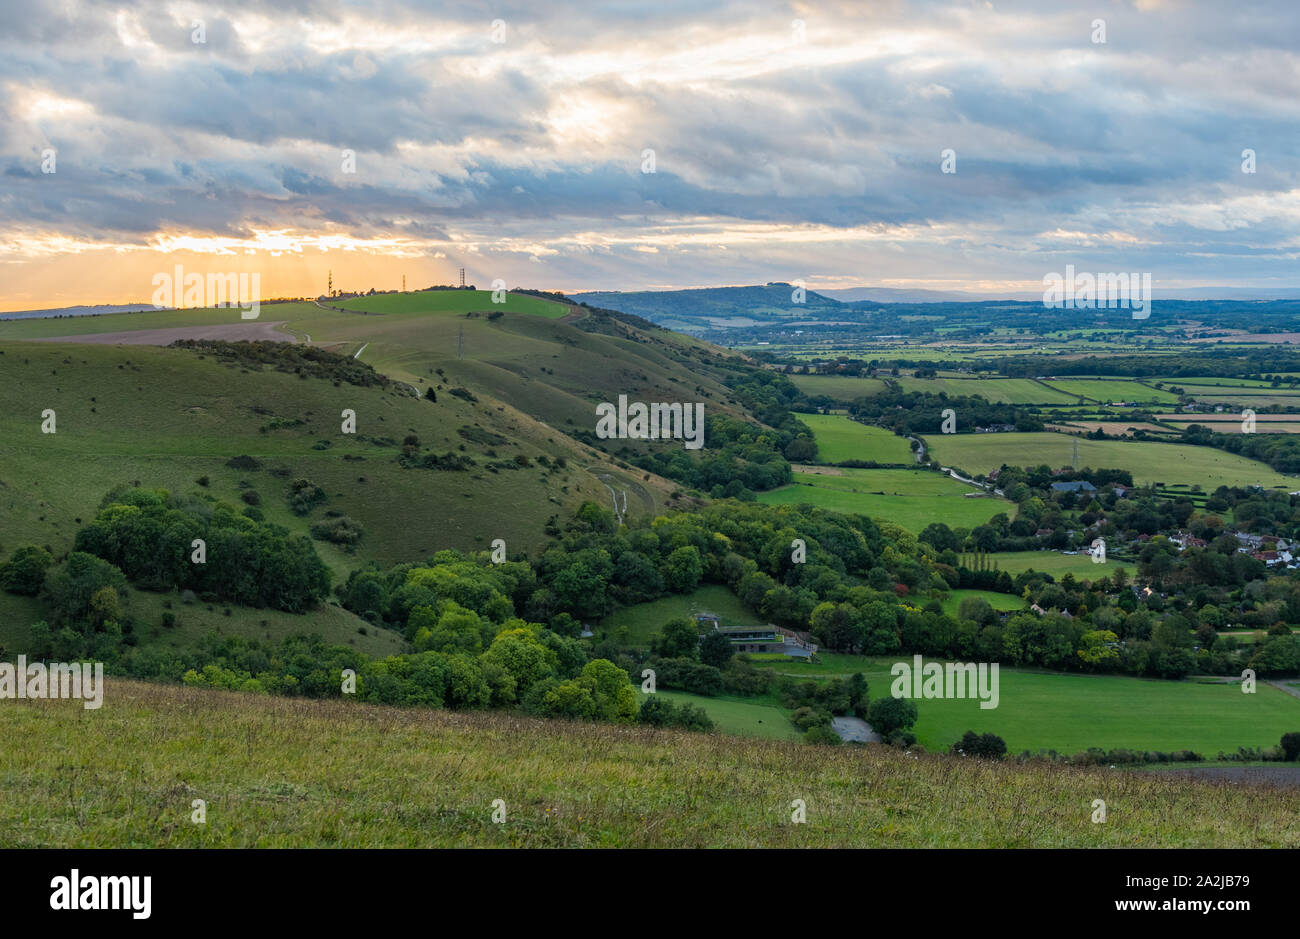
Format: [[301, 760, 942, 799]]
[[910, 434, 1003, 494], [1268, 679, 1300, 701]]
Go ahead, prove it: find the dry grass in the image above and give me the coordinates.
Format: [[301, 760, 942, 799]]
[[2, 679, 1298, 848]]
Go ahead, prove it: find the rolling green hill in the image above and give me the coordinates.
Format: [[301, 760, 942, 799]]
[[0, 292, 769, 570], [0, 341, 641, 569]]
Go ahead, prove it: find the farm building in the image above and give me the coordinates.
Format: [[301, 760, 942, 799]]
[[1050, 480, 1097, 493], [697, 613, 818, 657]]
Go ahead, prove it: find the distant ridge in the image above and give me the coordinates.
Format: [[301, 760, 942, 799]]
[[0, 302, 160, 321], [578, 284, 1300, 308]]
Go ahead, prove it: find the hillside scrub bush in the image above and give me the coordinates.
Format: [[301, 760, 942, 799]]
[[287, 478, 327, 515], [310, 516, 365, 547]]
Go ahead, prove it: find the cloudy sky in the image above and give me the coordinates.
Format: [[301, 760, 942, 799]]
[[2, 0, 1299, 310]]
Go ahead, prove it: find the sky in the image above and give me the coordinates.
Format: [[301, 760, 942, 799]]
[[2, 0, 1299, 311]]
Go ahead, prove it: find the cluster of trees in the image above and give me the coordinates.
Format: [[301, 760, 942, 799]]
[[620, 367, 816, 496], [953, 731, 1007, 759], [625, 414, 795, 497], [847, 390, 1043, 437], [778, 673, 870, 744], [71, 487, 331, 612]]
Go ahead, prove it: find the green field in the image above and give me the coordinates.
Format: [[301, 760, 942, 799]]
[[637, 689, 800, 740], [928, 431, 1296, 488], [895, 377, 1078, 405], [799, 413, 914, 463], [1039, 379, 1179, 405], [985, 551, 1135, 579], [1174, 377, 1295, 390], [596, 585, 760, 644], [754, 656, 1300, 754], [789, 374, 888, 401], [939, 589, 1026, 617], [5, 678, 1296, 846], [757, 468, 1015, 532]]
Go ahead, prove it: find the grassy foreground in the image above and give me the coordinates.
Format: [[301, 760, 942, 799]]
[[2, 679, 1297, 847]]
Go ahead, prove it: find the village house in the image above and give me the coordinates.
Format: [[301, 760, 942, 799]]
[[694, 613, 818, 658], [1050, 480, 1097, 493]]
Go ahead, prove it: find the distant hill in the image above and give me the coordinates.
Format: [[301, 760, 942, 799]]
[[0, 302, 161, 320], [573, 283, 852, 330], [816, 287, 993, 302]]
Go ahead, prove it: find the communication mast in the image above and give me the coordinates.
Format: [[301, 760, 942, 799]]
[[327, 270, 332, 297], [459, 267, 466, 288]]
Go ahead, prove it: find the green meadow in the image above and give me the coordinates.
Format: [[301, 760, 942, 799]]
[[596, 585, 760, 644], [895, 376, 1078, 405], [799, 413, 914, 463], [753, 656, 1300, 754], [757, 467, 1015, 532], [1039, 379, 1180, 405], [788, 374, 888, 401], [985, 551, 1135, 579], [637, 689, 800, 740], [928, 431, 1296, 488], [939, 589, 1026, 617]]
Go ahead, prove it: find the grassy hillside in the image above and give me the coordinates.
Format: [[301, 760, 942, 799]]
[[3, 679, 1296, 847], [0, 342, 648, 567], [335, 290, 570, 318]]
